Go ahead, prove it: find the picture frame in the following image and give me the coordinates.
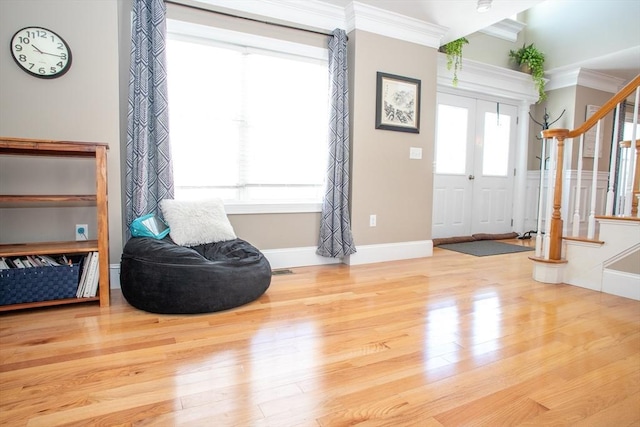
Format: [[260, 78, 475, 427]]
[[375, 72, 421, 133]]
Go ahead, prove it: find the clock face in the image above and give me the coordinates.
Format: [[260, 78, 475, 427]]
[[10, 26, 72, 79]]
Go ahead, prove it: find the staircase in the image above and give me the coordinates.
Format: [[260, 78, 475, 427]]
[[531, 74, 640, 300], [563, 217, 640, 300]]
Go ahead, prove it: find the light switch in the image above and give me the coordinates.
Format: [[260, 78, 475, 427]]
[[409, 147, 422, 159]]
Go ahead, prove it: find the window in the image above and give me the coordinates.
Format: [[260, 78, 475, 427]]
[[166, 22, 329, 213], [482, 112, 511, 176], [435, 104, 468, 174]]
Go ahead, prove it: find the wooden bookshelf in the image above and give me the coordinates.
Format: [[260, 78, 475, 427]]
[[0, 137, 110, 311]]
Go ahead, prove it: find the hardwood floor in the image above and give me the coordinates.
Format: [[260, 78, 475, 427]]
[[1, 240, 639, 426]]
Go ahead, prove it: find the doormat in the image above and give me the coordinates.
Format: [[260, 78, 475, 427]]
[[438, 240, 534, 257], [433, 232, 518, 246]]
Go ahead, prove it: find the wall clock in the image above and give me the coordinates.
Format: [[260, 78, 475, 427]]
[[10, 26, 72, 79]]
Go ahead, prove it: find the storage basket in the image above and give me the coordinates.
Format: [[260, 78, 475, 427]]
[[0, 264, 80, 305]]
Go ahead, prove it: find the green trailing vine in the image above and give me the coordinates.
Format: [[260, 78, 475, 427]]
[[441, 37, 469, 87], [509, 43, 547, 102]]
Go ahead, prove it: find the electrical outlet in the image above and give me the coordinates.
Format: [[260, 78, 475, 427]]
[[75, 224, 88, 241], [369, 214, 377, 227]]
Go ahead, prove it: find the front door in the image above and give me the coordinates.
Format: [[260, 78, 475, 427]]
[[432, 93, 518, 238]]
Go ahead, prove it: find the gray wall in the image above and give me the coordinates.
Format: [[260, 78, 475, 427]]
[[0, 0, 123, 265], [527, 86, 576, 171], [528, 85, 616, 171], [464, 29, 524, 70], [349, 30, 435, 245]]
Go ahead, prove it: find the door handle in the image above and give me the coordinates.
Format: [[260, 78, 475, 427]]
[[468, 174, 475, 180]]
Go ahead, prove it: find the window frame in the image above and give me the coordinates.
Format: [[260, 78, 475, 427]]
[[166, 19, 329, 215]]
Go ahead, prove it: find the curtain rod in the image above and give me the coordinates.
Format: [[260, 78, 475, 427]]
[[164, 0, 335, 38]]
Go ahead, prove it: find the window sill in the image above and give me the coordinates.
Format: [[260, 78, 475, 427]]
[[225, 202, 322, 215]]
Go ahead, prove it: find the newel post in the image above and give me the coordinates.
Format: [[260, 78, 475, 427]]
[[543, 129, 569, 261]]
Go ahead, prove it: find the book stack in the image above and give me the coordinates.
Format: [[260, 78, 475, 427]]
[[0, 254, 64, 269], [0, 252, 99, 298], [76, 252, 100, 298]]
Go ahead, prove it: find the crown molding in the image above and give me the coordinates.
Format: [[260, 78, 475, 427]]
[[345, 1, 447, 48], [478, 18, 525, 43], [545, 67, 627, 93], [193, 0, 346, 32], [190, 0, 447, 49], [187, 1, 448, 47], [437, 54, 539, 105]]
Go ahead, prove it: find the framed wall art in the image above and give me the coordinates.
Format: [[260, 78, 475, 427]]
[[375, 72, 421, 133]]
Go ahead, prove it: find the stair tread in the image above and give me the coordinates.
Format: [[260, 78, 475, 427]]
[[564, 236, 605, 245], [595, 215, 640, 223]]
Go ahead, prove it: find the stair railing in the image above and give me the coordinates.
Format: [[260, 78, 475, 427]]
[[537, 74, 640, 261]]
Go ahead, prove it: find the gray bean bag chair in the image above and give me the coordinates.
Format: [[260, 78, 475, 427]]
[[120, 237, 271, 314]]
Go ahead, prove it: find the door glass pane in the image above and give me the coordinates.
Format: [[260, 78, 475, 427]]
[[436, 105, 468, 174], [482, 112, 510, 176]]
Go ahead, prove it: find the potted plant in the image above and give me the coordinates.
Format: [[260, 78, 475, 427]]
[[509, 43, 546, 102], [440, 37, 469, 87]]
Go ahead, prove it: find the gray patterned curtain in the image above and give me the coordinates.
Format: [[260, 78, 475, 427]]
[[317, 29, 356, 258], [126, 0, 174, 234]]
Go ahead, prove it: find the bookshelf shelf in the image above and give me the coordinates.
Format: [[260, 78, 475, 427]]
[[0, 296, 100, 313], [0, 137, 110, 311], [0, 195, 97, 208], [0, 241, 99, 257]]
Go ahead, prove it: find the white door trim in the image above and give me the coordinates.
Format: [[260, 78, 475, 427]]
[[437, 55, 538, 234]]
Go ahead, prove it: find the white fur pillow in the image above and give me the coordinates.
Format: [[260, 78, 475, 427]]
[[159, 198, 237, 246]]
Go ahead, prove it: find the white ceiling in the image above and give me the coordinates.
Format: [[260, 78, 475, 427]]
[[196, 0, 640, 84], [320, 0, 640, 83]]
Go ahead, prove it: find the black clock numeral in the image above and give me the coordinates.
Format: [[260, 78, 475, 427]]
[[18, 54, 27, 62], [14, 44, 22, 52], [60, 53, 67, 60], [18, 36, 30, 45], [38, 67, 46, 74], [56, 61, 64, 68], [50, 67, 57, 74], [28, 63, 35, 70], [25, 30, 47, 39], [57, 42, 64, 50]]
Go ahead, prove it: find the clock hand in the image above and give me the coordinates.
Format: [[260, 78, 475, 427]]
[[33, 47, 64, 58]]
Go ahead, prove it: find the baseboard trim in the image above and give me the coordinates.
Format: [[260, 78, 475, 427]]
[[109, 240, 435, 289], [602, 269, 640, 301], [265, 240, 433, 268], [345, 240, 433, 266], [110, 264, 121, 289], [262, 246, 342, 270]]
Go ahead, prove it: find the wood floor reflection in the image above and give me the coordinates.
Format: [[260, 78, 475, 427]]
[[1, 239, 639, 426]]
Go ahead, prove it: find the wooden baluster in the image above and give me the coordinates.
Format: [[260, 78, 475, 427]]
[[543, 129, 569, 261]]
